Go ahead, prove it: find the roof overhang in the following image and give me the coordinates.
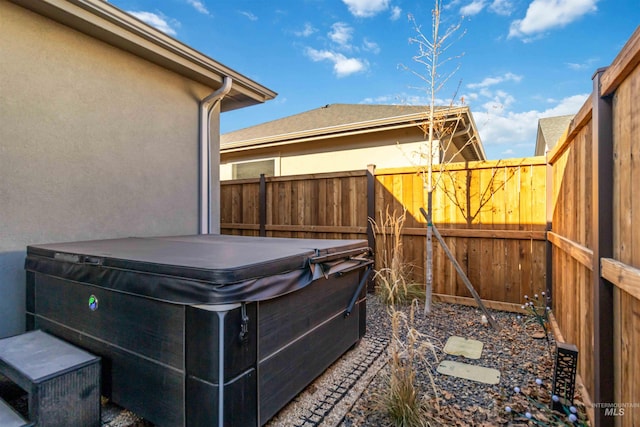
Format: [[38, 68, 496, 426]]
[[10, 0, 277, 112], [534, 124, 547, 156], [222, 106, 486, 161]]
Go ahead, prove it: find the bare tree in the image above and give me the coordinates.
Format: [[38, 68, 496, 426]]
[[400, 1, 466, 314], [396, 2, 501, 330]]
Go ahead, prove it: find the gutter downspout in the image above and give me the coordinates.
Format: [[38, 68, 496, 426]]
[[199, 76, 232, 234]]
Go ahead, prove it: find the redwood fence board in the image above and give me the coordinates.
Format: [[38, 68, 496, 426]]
[[219, 26, 640, 427], [547, 26, 640, 426], [221, 157, 548, 307]]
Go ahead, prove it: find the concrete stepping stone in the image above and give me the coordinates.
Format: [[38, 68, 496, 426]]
[[436, 360, 500, 385], [443, 336, 484, 359]]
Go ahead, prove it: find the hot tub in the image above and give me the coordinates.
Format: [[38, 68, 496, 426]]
[[24, 234, 371, 426]]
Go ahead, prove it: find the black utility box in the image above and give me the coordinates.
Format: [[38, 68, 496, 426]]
[[25, 234, 370, 426]]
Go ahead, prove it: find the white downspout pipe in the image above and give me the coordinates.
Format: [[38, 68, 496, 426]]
[[199, 76, 232, 234]]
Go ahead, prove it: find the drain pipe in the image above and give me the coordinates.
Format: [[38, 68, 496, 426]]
[[199, 76, 232, 234]]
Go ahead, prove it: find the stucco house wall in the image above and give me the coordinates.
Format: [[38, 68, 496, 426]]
[[0, 0, 274, 338], [220, 127, 445, 178], [220, 104, 483, 180]]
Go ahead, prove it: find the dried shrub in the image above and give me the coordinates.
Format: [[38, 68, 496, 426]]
[[370, 207, 425, 306], [377, 301, 440, 426]]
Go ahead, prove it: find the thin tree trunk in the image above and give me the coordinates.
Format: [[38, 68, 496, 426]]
[[424, 5, 438, 316], [424, 190, 433, 315]]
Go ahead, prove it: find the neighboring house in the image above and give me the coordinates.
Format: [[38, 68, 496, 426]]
[[220, 103, 486, 179], [0, 0, 275, 338], [534, 115, 575, 156]]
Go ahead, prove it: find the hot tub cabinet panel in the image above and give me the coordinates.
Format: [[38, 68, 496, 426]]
[[257, 270, 363, 424], [25, 235, 370, 427], [258, 295, 361, 425], [29, 274, 186, 368], [186, 303, 258, 385]]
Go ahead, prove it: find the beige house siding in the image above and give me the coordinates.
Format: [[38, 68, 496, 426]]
[[221, 126, 456, 179], [0, 1, 274, 337], [221, 142, 429, 179], [220, 104, 483, 180]]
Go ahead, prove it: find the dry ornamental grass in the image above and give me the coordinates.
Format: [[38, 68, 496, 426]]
[[342, 295, 590, 427]]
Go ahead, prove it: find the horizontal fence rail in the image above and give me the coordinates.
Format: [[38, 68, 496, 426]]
[[221, 157, 548, 309], [547, 26, 640, 426], [220, 27, 640, 427]]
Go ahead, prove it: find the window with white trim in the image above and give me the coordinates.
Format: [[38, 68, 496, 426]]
[[232, 159, 275, 179]]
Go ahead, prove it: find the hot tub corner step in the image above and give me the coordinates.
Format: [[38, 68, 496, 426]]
[[0, 396, 33, 427], [0, 330, 101, 427]]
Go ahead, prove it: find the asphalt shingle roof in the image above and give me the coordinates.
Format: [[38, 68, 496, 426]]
[[537, 115, 574, 154], [222, 103, 448, 144]]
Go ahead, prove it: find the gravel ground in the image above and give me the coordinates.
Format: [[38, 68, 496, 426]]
[[0, 295, 589, 426], [341, 295, 589, 426]]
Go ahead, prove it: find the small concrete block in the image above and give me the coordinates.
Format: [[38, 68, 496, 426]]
[[443, 336, 483, 359], [437, 360, 500, 385]]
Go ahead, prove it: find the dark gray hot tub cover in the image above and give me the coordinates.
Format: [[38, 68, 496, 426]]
[[25, 234, 371, 305]]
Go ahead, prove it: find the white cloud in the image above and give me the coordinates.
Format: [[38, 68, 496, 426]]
[[467, 72, 522, 89], [363, 38, 380, 54], [360, 92, 449, 106], [473, 93, 588, 157], [464, 73, 587, 158], [444, 0, 464, 9], [566, 62, 587, 70], [489, 0, 514, 15], [539, 94, 588, 117], [390, 6, 402, 20], [186, 0, 209, 15], [127, 11, 178, 36], [359, 76, 588, 158], [305, 48, 368, 77], [295, 23, 317, 37], [461, 0, 487, 16], [329, 22, 353, 48], [473, 109, 538, 147], [341, 0, 390, 17], [239, 11, 258, 21], [565, 57, 599, 70], [361, 95, 399, 104], [509, 0, 598, 39]]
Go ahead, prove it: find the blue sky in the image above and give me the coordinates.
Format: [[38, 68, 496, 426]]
[[109, 0, 638, 159]]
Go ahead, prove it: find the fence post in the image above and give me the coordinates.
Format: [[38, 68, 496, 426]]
[[259, 173, 266, 237], [545, 152, 554, 302], [366, 164, 376, 292], [591, 67, 614, 427]]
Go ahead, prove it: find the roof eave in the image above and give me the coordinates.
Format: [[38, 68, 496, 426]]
[[221, 106, 471, 149], [11, 0, 277, 111], [466, 109, 486, 160], [222, 106, 486, 162], [221, 120, 423, 153]]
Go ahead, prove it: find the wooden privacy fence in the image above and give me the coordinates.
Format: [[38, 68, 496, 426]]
[[220, 26, 640, 427], [220, 157, 548, 309], [547, 26, 640, 426]]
